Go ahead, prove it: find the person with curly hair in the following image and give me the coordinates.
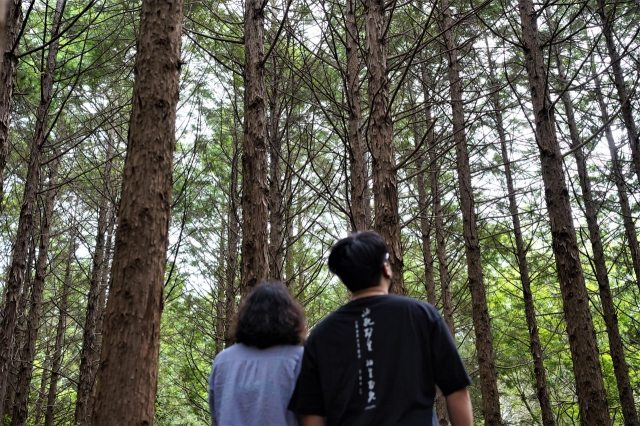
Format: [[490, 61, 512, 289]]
[[208, 281, 306, 426]]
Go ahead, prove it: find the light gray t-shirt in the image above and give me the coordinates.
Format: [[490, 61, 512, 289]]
[[208, 343, 303, 426]]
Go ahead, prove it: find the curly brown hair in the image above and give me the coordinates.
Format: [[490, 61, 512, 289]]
[[232, 282, 306, 349]]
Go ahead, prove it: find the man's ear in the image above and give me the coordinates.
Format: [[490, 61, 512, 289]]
[[382, 262, 392, 279]]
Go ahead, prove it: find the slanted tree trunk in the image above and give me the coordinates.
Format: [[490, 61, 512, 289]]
[[487, 43, 554, 426], [517, 0, 611, 423], [91, 0, 184, 423], [75, 142, 114, 426], [596, 0, 640, 183], [44, 228, 75, 426], [0, 0, 23, 203], [241, 0, 269, 294], [3, 231, 35, 417], [590, 56, 640, 293], [555, 51, 639, 426], [366, 0, 404, 294], [441, 2, 502, 423], [346, 0, 369, 232], [11, 152, 59, 426], [592, 64, 640, 296], [0, 0, 64, 416]]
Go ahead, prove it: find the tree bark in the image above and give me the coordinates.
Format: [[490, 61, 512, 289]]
[[411, 93, 448, 425], [33, 348, 50, 426], [346, 0, 369, 232], [225, 131, 240, 347], [241, 0, 270, 294], [411, 100, 437, 307], [91, 0, 183, 423], [94, 201, 116, 358], [11, 152, 59, 426], [517, 1, 611, 423], [419, 67, 455, 335], [44, 228, 75, 426], [3, 231, 34, 418], [95, 134, 117, 349], [555, 52, 639, 426], [591, 64, 640, 296], [366, 0, 404, 294], [596, 0, 640, 184], [75, 142, 114, 426], [487, 44, 554, 426], [0, 0, 22, 204], [0, 0, 64, 417], [441, 2, 503, 423], [268, 51, 284, 281]]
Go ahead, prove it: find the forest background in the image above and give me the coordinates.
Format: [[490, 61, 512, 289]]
[[0, 0, 639, 424]]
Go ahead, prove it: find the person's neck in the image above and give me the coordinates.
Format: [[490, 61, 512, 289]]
[[351, 282, 389, 300]]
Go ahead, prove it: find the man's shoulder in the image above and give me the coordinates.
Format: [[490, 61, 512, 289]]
[[371, 294, 438, 315], [311, 295, 437, 331]]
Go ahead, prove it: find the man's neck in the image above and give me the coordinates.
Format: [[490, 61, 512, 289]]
[[351, 282, 389, 300]]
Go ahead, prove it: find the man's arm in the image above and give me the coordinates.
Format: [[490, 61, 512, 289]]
[[300, 414, 325, 426], [445, 387, 473, 426]]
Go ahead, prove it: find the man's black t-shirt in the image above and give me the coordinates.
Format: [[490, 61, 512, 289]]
[[288, 295, 471, 425]]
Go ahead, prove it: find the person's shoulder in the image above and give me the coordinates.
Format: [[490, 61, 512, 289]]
[[382, 295, 441, 318], [382, 294, 430, 308], [307, 309, 340, 335], [304, 308, 347, 346], [272, 344, 304, 359], [211, 343, 244, 368], [215, 343, 303, 363]]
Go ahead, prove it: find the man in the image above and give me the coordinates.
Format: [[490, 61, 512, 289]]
[[289, 231, 473, 425]]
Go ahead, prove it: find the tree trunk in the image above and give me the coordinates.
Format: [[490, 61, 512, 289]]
[[91, 0, 183, 423], [411, 94, 448, 425], [241, 0, 270, 294], [225, 90, 241, 347], [3, 231, 35, 418], [441, 2, 503, 423], [0, 0, 64, 417], [0, 0, 23, 204], [555, 52, 639, 426], [420, 66, 455, 335], [11, 153, 59, 426], [516, 1, 611, 423], [411, 103, 437, 306], [596, 0, 640, 184], [76, 142, 114, 426], [366, 0, 404, 294], [94, 202, 116, 359], [44, 228, 75, 426], [487, 43, 555, 426], [592, 64, 640, 297], [346, 0, 369, 232], [268, 52, 284, 281], [215, 231, 226, 353], [284, 175, 295, 286], [33, 348, 50, 426]]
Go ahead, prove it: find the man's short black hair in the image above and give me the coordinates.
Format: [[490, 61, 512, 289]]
[[233, 282, 306, 349], [327, 231, 388, 292]]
